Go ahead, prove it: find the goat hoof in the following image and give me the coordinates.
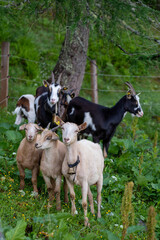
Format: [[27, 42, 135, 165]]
[[56, 206, 61, 211], [84, 219, 90, 227], [64, 198, 69, 204], [47, 203, 52, 208]]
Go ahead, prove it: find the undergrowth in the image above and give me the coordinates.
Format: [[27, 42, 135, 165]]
[[0, 107, 159, 239]]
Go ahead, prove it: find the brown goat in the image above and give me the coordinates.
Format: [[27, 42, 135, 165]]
[[16, 123, 43, 194]]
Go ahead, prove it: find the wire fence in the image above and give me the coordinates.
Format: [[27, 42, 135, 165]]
[[1, 53, 160, 108]]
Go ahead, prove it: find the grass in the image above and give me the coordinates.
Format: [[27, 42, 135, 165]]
[[0, 100, 160, 239]]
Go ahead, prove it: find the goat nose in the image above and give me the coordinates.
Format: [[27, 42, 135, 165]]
[[64, 138, 69, 142], [35, 143, 38, 148]]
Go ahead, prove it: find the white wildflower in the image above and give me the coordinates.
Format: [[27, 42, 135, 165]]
[[111, 176, 117, 181], [19, 190, 25, 196], [30, 191, 38, 197], [108, 212, 114, 216]]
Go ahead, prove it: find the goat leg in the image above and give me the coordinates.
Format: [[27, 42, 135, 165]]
[[82, 181, 90, 227], [88, 187, 94, 214], [54, 177, 61, 211], [63, 177, 69, 203], [31, 167, 39, 194], [18, 164, 25, 190], [97, 177, 103, 219]]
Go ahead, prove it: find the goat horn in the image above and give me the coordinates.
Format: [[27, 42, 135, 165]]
[[125, 81, 136, 96], [56, 72, 63, 84], [46, 122, 51, 129], [51, 72, 55, 84], [51, 125, 60, 132]]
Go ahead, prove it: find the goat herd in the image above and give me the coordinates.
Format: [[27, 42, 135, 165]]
[[13, 73, 144, 226]]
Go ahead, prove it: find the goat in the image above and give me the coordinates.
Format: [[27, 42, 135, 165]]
[[34, 73, 62, 128], [35, 126, 68, 210], [34, 73, 69, 128], [55, 116, 104, 226], [13, 94, 36, 125], [16, 123, 43, 194], [66, 82, 144, 157]]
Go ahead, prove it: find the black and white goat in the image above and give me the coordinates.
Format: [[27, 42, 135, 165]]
[[13, 94, 36, 125], [66, 82, 144, 157], [34, 73, 63, 128], [60, 89, 75, 121]]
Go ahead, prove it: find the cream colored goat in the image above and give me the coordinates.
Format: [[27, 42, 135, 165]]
[[35, 127, 68, 210], [16, 123, 43, 194], [56, 116, 104, 226]]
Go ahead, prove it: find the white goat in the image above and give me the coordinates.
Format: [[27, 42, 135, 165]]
[[56, 116, 104, 226], [35, 126, 68, 210], [13, 94, 36, 125], [16, 123, 43, 194]]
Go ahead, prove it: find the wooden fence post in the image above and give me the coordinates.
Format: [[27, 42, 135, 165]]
[[0, 42, 10, 108], [90, 60, 98, 104]]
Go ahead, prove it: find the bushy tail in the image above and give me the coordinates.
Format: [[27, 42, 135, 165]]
[[12, 107, 23, 125]]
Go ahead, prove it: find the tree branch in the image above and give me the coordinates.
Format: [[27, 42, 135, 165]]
[[122, 21, 160, 45]]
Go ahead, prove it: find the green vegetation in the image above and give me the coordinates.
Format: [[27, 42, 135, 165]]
[[1, 1, 160, 239]]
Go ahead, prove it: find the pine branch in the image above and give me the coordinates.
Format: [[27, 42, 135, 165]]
[[122, 21, 160, 45]]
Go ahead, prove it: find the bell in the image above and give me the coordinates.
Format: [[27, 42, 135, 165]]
[[68, 167, 75, 174]]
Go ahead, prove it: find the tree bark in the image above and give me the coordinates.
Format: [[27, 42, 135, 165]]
[[52, 22, 89, 117]]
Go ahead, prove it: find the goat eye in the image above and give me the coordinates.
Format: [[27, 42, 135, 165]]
[[46, 136, 52, 140]]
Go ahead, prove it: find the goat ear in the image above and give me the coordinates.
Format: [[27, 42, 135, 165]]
[[78, 122, 87, 132], [54, 116, 64, 126], [52, 132, 59, 141], [71, 93, 75, 98], [35, 125, 43, 132], [43, 80, 49, 88], [19, 124, 26, 130], [62, 86, 68, 91], [126, 91, 132, 99]]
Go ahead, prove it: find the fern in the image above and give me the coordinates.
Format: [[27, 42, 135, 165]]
[[5, 220, 27, 240]]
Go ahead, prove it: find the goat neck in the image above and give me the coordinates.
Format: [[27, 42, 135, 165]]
[[109, 96, 127, 123], [43, 140, 58, 158], [66, 141, 79, 166]]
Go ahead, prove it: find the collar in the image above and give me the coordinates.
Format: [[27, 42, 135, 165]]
[[68, 155, 80, 169]]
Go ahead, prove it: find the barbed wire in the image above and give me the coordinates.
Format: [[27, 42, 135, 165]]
[[1, 73, 160, 84], [1, 76, 160, 93], [0, 53, 59, 64], [0, 96, 9, 104], [1, 53, 160, 78], [81, 88, 160, 93]]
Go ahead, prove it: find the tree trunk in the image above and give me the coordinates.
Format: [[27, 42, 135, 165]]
[[53, 22, 89, 116]]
